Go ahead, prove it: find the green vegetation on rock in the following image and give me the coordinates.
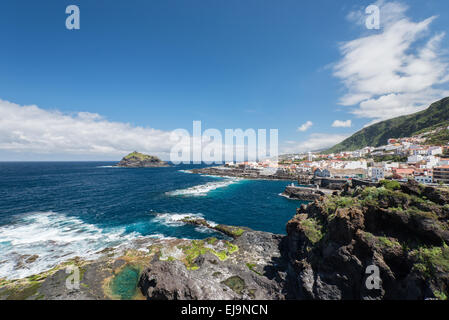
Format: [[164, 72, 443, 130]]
[[4, 281, 41, 300], [117, 151, 169, 167], [299, 218, 323, 244], [178, 239, 239, 270], [380, 180, 401, 191], [215, 225, 245, 238], [412, 244, 449, 278], [122, 151, 159, 161], [287, 179, 449, 299], [433, 290, 448, 300], [246, 263, 262, 276], [377, 236, 401, 249]]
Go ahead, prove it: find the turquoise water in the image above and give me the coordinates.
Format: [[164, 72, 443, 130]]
[[0, 162, 303, 279], [110, 265, 141, 300]]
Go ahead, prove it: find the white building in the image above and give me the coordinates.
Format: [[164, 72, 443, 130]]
[[307, 152, 313, 162], [425, 156, 440, 169], [412, 148, 427, 156], [344, 160, 368, 170], [385, 145, 400, 152], [384, 162, 399, 171], [260, 167, 278, 176], [408, 155, 424, 163], [415, 175, 433, 184], [369, 167, 385, 181], [428, 146, 443, 156]]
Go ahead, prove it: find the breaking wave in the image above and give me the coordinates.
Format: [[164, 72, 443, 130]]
[[151, 212, 217, 228], [165, 178, 241, 197], [0, 211, 146, 280]]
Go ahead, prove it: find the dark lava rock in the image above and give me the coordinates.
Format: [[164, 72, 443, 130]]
[[285, 181, 449, 300]]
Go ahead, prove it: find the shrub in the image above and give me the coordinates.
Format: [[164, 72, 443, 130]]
[[413, 244, 449, 277], [380, 180, 401, 191], [299, 218, 323, 244]]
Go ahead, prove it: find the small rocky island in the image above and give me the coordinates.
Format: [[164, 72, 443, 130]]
[[116, 151, 170, 168]]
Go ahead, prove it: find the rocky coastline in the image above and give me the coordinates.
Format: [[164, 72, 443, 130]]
[[1, 180, 448, 300], [0, 221, 290, 300], [286, 180, 449, 299], [281, 185, 334, 201], [190, 166, 298, 180]]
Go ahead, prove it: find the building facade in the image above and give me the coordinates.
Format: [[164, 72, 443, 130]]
[[433, 166, 449, 184], [369, 167, 385, 181]]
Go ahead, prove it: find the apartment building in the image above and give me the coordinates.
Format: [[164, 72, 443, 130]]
[[433, 166, 449, 184]]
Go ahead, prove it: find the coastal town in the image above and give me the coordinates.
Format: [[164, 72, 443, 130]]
[[192, 130, 449, 201], [228, 132, 449, 185]]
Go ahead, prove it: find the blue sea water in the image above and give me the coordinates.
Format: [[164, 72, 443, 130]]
[[0, 162, 303, 279]]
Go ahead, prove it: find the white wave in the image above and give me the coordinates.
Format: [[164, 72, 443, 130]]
[[165, 178, 241, 197], [0, 211, 143, 280], [194, 226, 215, 234], [152, 212, 204, 227], [178, 169, 193, 174], [151, 212, 217, 228], [278, 192, 291, 199], [199, 174, 224, 179]]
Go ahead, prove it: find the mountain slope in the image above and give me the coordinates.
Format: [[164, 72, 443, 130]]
[[326, 97, 449, 153]]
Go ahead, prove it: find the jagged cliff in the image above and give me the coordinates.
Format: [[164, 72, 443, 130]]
[[285, 180, 449, 300]]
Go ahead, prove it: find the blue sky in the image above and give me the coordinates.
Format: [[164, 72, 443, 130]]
[[1, 0, 449, 160]]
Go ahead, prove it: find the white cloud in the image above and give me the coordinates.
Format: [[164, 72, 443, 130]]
[[281, 133, 349, 154], [297, 121, 313, 132], [335, 0, 449, 122], [0, 99, 175, 160], [332, 120, 352, 128], [0, 99, 277, 161]]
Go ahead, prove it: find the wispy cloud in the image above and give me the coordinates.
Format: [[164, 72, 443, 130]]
[[334, 0, 449, 122], [0, 99, 174, 160], [297, 121, 313, 132], [332, 119, 352, 128], [281, 133, 349, 154], [0, 99, 278, 161]]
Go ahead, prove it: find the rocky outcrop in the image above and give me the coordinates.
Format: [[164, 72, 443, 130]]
[[116, 151, 170, 168], [282, 186, 328, 201], [0, 225, 291, 300], [285, 180, 449, 300], [139, 230, 289, 300], [2, 180, 448, 300], [191, 166, 297, 180]]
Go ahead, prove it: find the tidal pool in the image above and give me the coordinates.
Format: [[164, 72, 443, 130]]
[[110, 265, 141, 300]]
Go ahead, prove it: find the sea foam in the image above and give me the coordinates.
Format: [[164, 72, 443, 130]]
[[0, 211, 143, 280], [165, 178, 241, 197], [151, 212, 217, 228]]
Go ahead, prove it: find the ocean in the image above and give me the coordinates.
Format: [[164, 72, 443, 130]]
[[0, 162, 303, 279]]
